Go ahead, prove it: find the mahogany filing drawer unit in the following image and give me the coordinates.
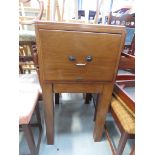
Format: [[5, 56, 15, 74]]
[[35, 22, 126, 144]]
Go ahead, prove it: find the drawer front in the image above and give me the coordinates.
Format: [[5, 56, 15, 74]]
[[39, 30, 122, 81]]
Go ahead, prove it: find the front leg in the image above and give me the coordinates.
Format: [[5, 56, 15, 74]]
[[93, 83, 113, 141], [42, 82, 54, 144]]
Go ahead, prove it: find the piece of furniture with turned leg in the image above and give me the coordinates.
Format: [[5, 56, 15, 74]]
[[35, 22, 126, 144]]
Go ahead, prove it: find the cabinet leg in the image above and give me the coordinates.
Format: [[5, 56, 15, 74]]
[[85, 93, 92, 104], [42, 83, 54, 144], [93, 83, 113, 141], [55, 93, 59, 104]]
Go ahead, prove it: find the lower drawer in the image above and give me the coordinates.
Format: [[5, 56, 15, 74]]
[[53, 83, 104, 93]]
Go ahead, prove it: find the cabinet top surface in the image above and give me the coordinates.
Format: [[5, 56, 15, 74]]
[[35, 21, 126, 34]]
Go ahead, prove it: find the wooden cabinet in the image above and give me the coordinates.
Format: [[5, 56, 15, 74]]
[[39, 30, 122, 81], [35, 22, 126, 144]]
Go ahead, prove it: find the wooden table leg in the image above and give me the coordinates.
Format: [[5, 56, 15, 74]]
[[42, 82, 54, 144], [130, 144, 135, 155], [85, 93, 92, 104], [55, 93, 59, 104], [93, 83, 113, 141], [23, 124, 37, 155]]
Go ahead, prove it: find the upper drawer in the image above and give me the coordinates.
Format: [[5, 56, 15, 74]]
[[39, 30, 122, 81], [36, 24, 125, 82]]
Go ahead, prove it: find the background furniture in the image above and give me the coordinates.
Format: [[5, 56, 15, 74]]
[[78, 10, 85, 19], [35, 22, 126, 144], [124, 27, 135, 55], [19, 0, 44, 73], [105, 80, 135, 155], [19, 75, 42, 155], [19, 40, 37, 74], [117, 52, 135, 80], [109, 13, 135, 28], [19, 0, 60, 104], [108, 11, 135, 55], [19, 0, 44, 29], [106, 51, 135, 155]]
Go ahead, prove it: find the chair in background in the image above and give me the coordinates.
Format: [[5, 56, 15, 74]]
[[19, 0, 61, 104], [117, 52, 135, 80], [105, 79, 135, 155], [113, 8, 130, 15], [88, 10, 96, 20], [19, 78, 42, 155], [124, 27, 135, 55], [19, 40, 37, 74], [78, 10, 85, 19], [109, 13, 135, 28], [108, 11, 135, 55], [19, 4, 44, 152], [19, 0, 44, 74], [19, 0, 44, 30], [106, 51, 135, 155]]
